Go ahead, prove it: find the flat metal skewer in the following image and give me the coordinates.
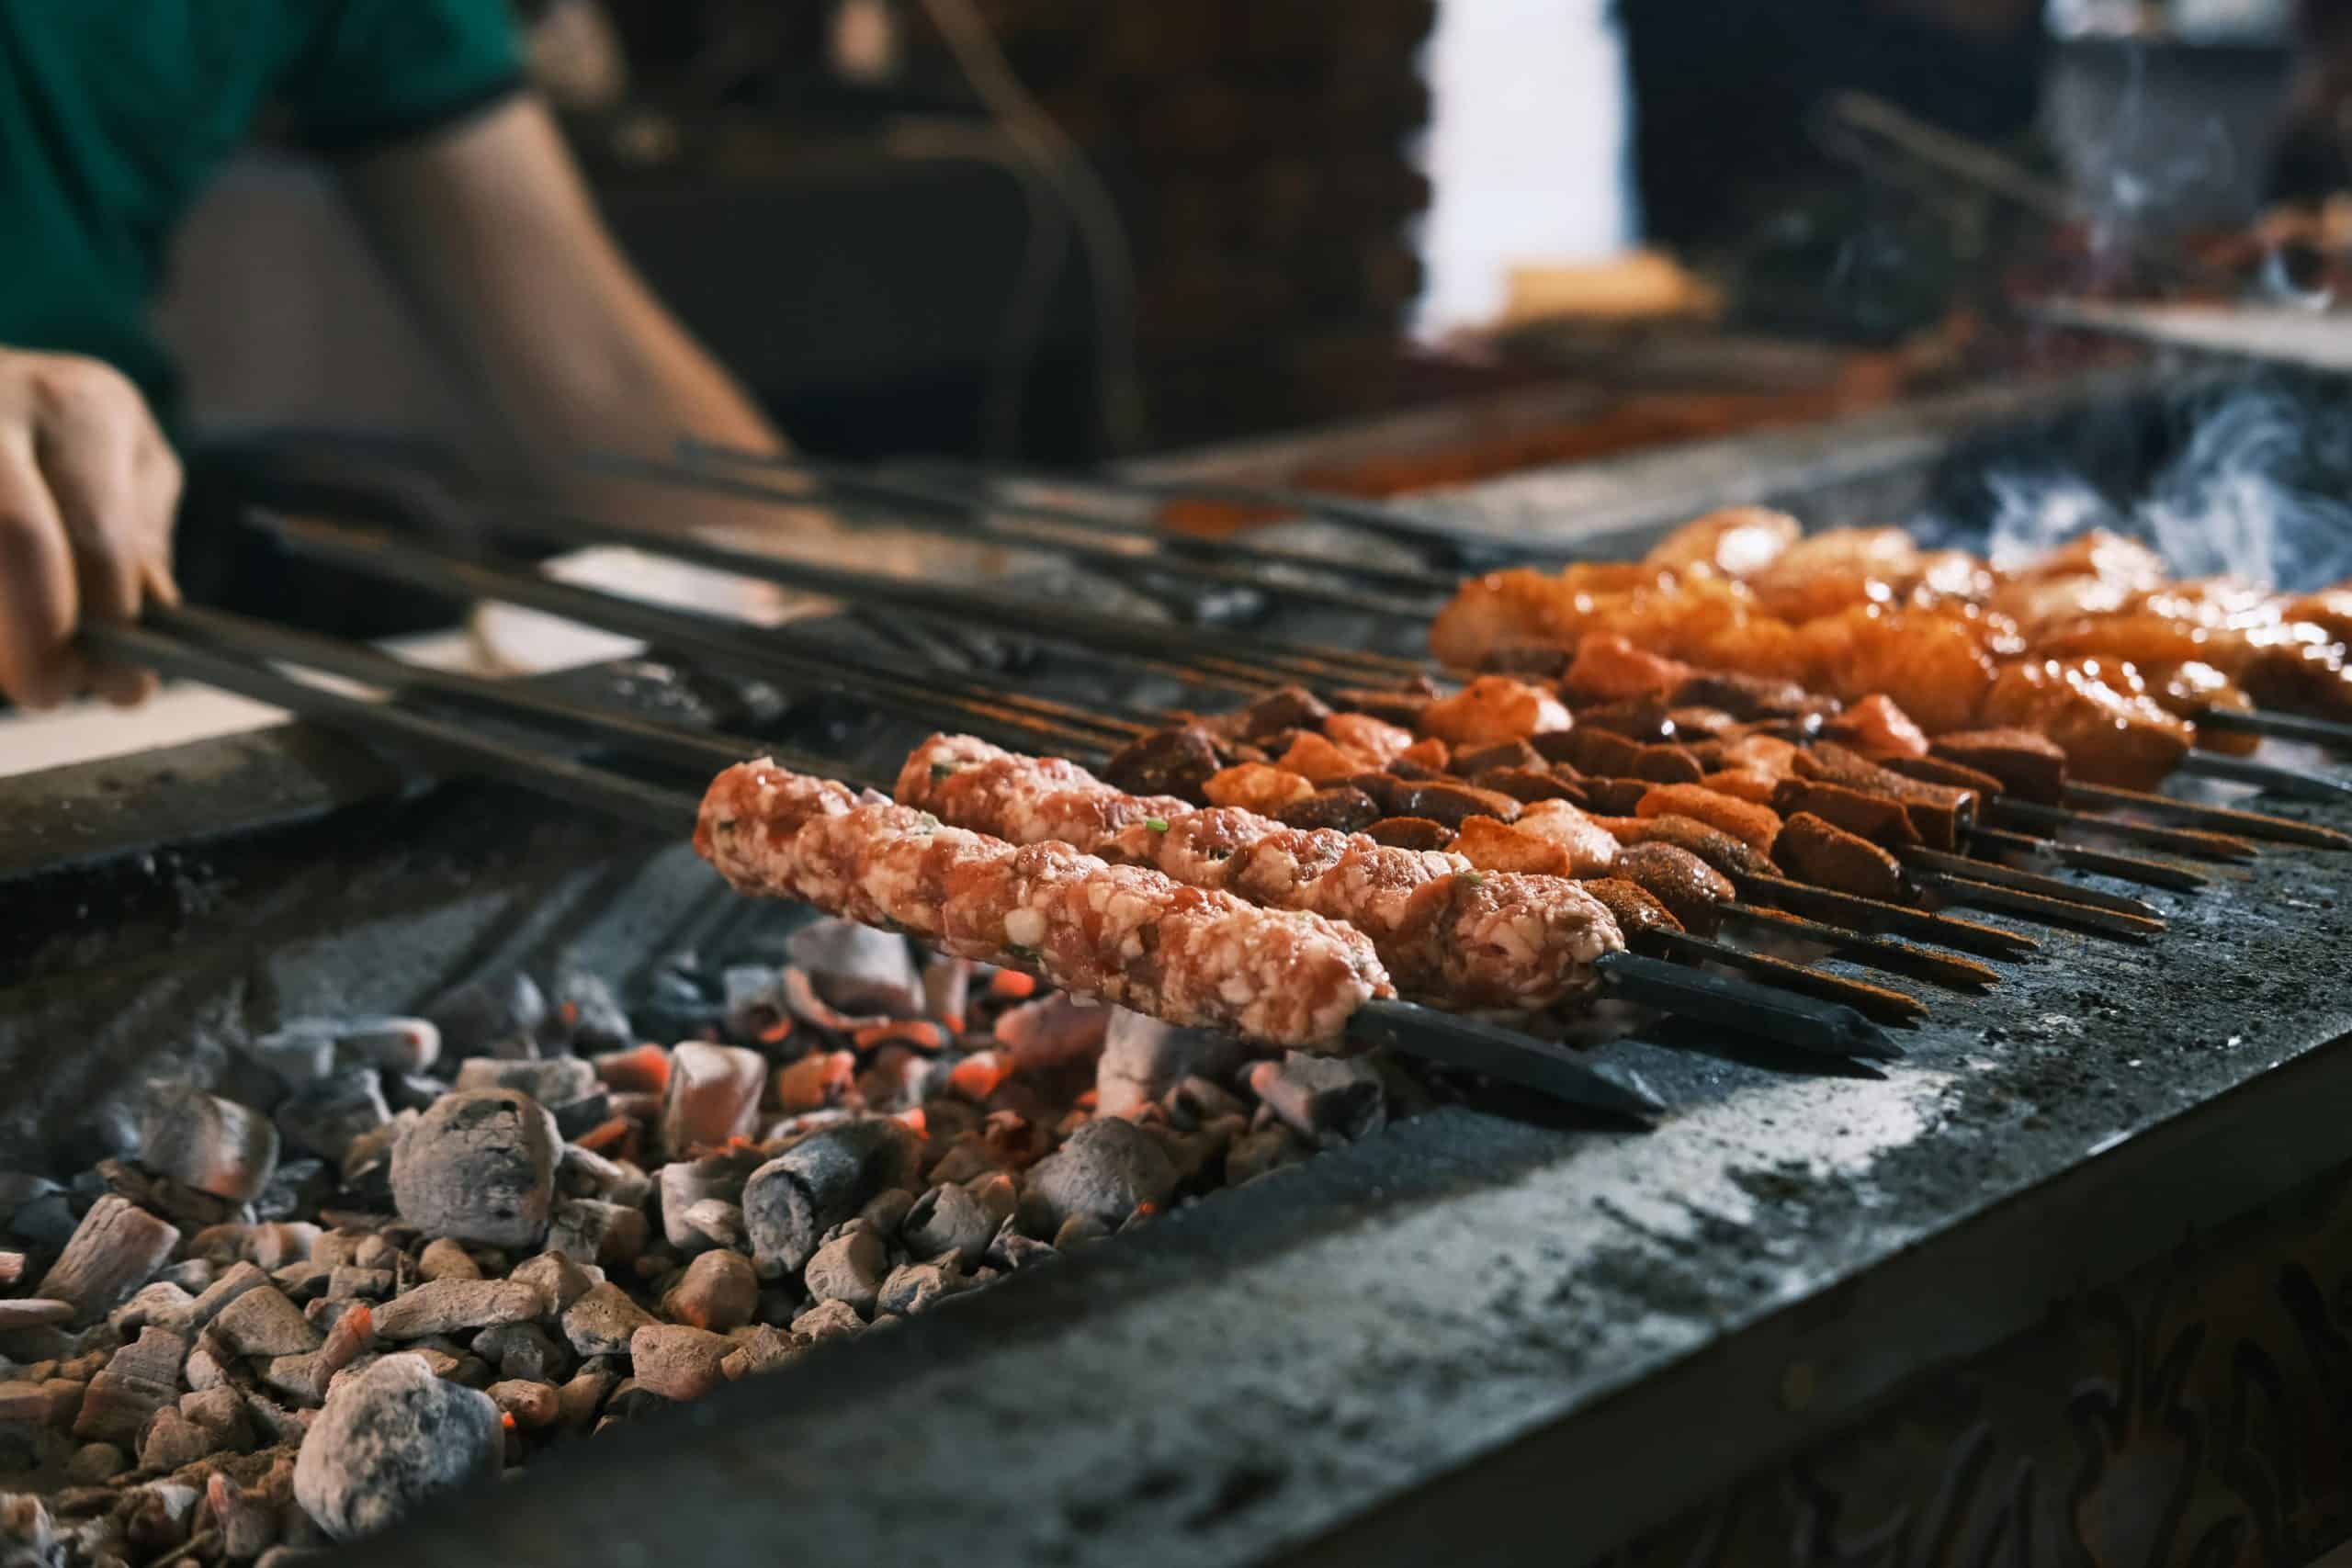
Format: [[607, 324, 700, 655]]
[[1721, 904, 2002, 991], [2197, 705, 2352, 753], [2062, 781, 2352, 851], [1736, 874, 2040, 959], [2179, 751, 2352, 804], [1633, 930, 1928, 1030]]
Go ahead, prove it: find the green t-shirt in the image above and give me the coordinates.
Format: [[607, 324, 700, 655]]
[[0, 0, 525, 418]]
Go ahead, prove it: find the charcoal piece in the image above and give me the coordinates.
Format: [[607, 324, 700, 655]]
[[551, 1093, 615, 1143], [473, 1323, 570, 1385], [544, 1200, 650, 1269], [415, 1238, 481, 1283], [273, 1071, 390, 1166], [1095, 1009, 1250, 1120], [801, 1231, 888, 1315], [254, 1160, 332, 1224], [742, 1122, 922, 1279], [628, 1325, 730, 1402], [108, 1281, 194, 1337], [559, 1284, 654, 1358], [71, 1327, 187, 1445], [1248, 1054, 1385, 1141], [509, 1252, 600, 1316], [389, 1089, 560, 1249], [786, 920, 925, 1018], [790, 1299, 864, 1342], [381, 1075, 449, 1115], [985, 1217, 1056, 1272], [138, 1088, 278, 1204], [424, 973, 548, 1059], [212, 1287, 321, 1358], [656, 1153, 759, 1254], [486, 1378, 559, 1429], [452, 1058, 598, 1108], [1226, 1126, 1308, 1184], [372, 1280, 543, 1341], [718, 1325, 802, 1382], [992, 994, 1112, 1070], [558, 1145, 646, 1205], [38, 1197, 179, 1325], [1019, 1119, 1178, 1235], [679, 1201, 745, 1252], [660, 1251, 756, 1332], [720, 965, 789, 1043], [901, 1185, 994, 1271], [876, 1258, 965, 1316], [292, 1354, 501, 1541], [660, 1043, 766, 1156], [548, 970, 634, 1055], [1051, 1213, 1109, 1249]]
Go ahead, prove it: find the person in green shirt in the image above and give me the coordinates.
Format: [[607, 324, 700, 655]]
[[0, 1, 783, 710]]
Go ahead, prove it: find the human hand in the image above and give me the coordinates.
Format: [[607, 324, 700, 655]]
[[0, 347, 182, 708]]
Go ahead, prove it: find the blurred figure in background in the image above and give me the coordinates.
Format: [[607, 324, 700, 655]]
[[0, 1, 781, 710]]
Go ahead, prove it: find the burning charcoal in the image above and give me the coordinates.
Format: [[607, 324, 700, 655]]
[[660, 1251, 756, 1332], [801, 1231, 887, 1316], [770, 1050, 854, 1116], [992, 995, 1111, 1071], [876, 1258, 964, 1316], [1225, 1126, 1307, 1184], [546, 1199, 650, 1270], [213, 1286, 321, 1359], [548, 971, 633, 1055], [371, 1280, 542, 1341], [293, 1353, 501, 1541], [1248, 1054, 1386, 1142], [742, 1122, 922, 1279], [1141, 1123, 1221, 1187], [453, 1058, 599, 1109], [254, 1159, 333, 1224], [559, 1283, 655, 1358], [1170, 1075, 1247, 1124], [37, 1196, 179, 1325], [327, 1267, 392, 1302], [789, 1299, 863, 1342], [922, 956, 974, 1032], [390, 1089, 560, 1249], [510, 1253, 600, 1315], [718, 1325, 800, 1382], [679, 1201, 745, 1252], [786, 919, 924, 1019], [71, 1327, 187, 1444], [901, 1186, 993, 1271], [985, 1218, 1054, 1273], [424, 973, 548, 1060], [1094, 1009, 1250, 1120], [487, 1379, 559, 1430], [1052, 1213, 1109, 1249], [593, 1043, 672, 1096], [660, 1044, 767, 1156], [628, 1325, 730, 1402], [138, 1087, 279, 1203], [1019, 1119, 1178, 1235], [551, 1094, 616, 1144], [109, 1280, 194, 1337], [473, 1323, 569, 1385], [415, 1239, 481, 1283]]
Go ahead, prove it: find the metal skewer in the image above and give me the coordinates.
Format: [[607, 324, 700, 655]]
[[2197, 706, 2352, 754], [2179, 751, 2352, 804]]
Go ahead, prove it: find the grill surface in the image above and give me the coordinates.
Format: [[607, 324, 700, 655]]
[[6, 367, 2352, 1564]]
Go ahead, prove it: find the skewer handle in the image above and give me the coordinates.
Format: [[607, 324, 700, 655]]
[[1349, 1001, 1665, 1122], [1592, 950, 1901, 1061]]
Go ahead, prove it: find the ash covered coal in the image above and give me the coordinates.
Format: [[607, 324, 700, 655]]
[[0, 917, 1417, 1564]]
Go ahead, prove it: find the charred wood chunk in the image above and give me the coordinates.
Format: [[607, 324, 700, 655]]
[[389, 1089, 560, 1249], [1216, 685, 1334, 741], [1329, 688, 1433, 728], [1776, 812, 1906, 903], [140, 1088, 279, 1204], [1363, 817, 1455, 852], [1451, 739, 1542, 774], [292, 1353, 501, 1541], [1607, 844, 1732, 935], [1668, 671, 1833, 721], [37, 1196, 180, 1325], [1273, 786, 1384, 832], [1770, 779, 1921, 848], [1471, 766, 1588, 806], [1384, 781, 1523, 828], [742, 1121, 922, 1279], [1932, 728, 2067, 804], [1578, 877, 1684, 937]]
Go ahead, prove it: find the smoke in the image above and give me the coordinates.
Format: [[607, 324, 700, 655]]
[[1930, 378, 2352, 594]]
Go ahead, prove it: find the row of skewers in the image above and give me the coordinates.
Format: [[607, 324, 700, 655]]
[[70, 481, 2352, 1131]]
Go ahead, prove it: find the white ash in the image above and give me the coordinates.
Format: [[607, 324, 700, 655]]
[[658, 1044, 766, 1157], [784, 919, 924, 1018], [292, 1354, 500, 1541], [1094, 1010, 1253, 1120], [1018, 1119, 1179, 1235], [390, 1089, 560, 1248], [453, 1058, 599, 1109]]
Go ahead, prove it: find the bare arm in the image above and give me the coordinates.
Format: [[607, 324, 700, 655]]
[[336, 96, 786, 498]]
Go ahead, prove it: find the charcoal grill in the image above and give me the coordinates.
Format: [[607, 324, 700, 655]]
[[8, 362, 2352, 1567]]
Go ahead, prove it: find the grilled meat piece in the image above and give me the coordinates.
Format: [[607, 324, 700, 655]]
[[1452, 816, 1577, 877], [1576, 698, 1679, 741], [1419, 675, 1572, 747], [1476, 641, 1574, 678], [1578, 876, 1683, 936], [1473, 766, 1589, 807], [1202, 762, 1317, 815], [1770, 778, 1921, 848], [1363, 817, 1455, 852], [1877, 754, 2006, 798], [1666, 670, 1831, 722], [1607, 844, 1732, 935], [1633, 784, 1781, 855], [1211, 685, 1335, 741], [1790, 742, 1973, 848], [1977, 659, 2190, 790], [1329, 688, 1433, 728], [1581, 778, 1653, 816], [1453, 739, 1544, 773], [1774, 812, 1905, 903], [1275, 787, 1385, 833], [1930, 728, 2067, 803], [1595, 813, 1779, 881], [1101, 723, 1227, 803]]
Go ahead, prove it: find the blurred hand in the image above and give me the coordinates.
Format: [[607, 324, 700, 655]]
[[0, 346, 181, 708]]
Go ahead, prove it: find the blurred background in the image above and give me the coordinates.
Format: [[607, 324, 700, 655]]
[[153, 0, 2333, 474]]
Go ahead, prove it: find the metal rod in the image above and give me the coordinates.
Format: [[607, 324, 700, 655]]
[[1348, 999, 1664, 1121], [2197, 705, 2352, 753], [581, 449, 1444, 622], [260, 514, 1132, 758], [83, 621, 701, 835], [1735, 874, 2040, 959], [664, 442, 1474, 600], [1595, 949, 1903, 1059], [1984, 797, 2257, 861], [1907, 869, 2162, 942], [1636, 928, 1927, 1028], [2179, 751, 2352, 804], [2061, 781, 2352, 851], [1965, 825, 2211, 892], [1896, 845, 2166, 919], [1722, 904, 2002, 992]]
